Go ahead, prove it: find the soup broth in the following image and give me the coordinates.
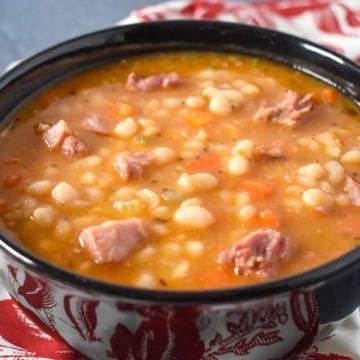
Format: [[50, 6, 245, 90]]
[[0, 51, 359, 289]]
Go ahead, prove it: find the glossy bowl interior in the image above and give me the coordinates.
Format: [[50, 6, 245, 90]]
[[0, 20, 359, 359]]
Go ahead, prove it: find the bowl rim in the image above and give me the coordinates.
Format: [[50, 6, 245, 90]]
[[0, 20, 360, 304]]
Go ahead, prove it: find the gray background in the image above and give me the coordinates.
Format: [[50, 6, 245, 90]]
[[0, 0, 260, 72], [0, 0, 163, 72]]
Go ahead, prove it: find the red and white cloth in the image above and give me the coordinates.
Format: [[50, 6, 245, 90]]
[[1, 0, 360, 359]]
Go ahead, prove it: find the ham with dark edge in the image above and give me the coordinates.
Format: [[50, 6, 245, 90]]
[[126, 72, 181, 92], [218, 229, 290, 278], [61, 135, 88, 160], [114, 152, 154, 181], [344, 176, 360, 206], [42, 119, 71, 149], [253, 90, 314, 128], [79, 218, 147, 264]]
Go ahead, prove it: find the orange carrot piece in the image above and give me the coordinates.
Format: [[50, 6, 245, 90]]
[[3, 175, 22, 189], [323, 88, 338, 104], [259, 209, 280, 229], [239, 180, 273, 199], [200, 267, 233, 288], [117, 102, 133, 119], [184, 154, 221, 174], [181, 110, 214, 127]]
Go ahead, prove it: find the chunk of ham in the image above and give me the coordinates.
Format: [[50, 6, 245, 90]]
[[81, 113, 110, 134], [79, 218, 147, 264], [253, 90, 314, 128], [42, 119, 71, 149], [41, 119, 88, 160], [344, 176, 360, 206], [254, 144, 283, 160], [218, 229, 290, 278], [114, 152, 154, 181], [61, 135, 88, 160], [126, 72, 181, 92]]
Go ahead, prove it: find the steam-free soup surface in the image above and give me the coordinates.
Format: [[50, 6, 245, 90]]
[[0, 51, 359, 289]]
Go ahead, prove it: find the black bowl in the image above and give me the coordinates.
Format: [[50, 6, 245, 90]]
[[0, 20, 359, 359]]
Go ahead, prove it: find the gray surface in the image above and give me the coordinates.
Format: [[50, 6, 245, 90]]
[[0, 0, 161, 72], [0, 0, 259, 73]]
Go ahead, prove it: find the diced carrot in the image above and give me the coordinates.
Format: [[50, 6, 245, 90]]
[[238, 180, 273, 199], [200, 267, 233, 288], [117, 102, 133, 119], [3, 175, 22, 189], [184, 154, 222, 174], [322, 88, 338, 105], [181, 109, 214, 127], [259, 209, 280, 229], [108, 102, 133, 119]]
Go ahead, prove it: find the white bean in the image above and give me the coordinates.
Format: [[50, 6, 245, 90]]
[[209, 96, 232, 116], [162, 242, 182, 256], [114, 187, 137, 201], [177, 172, 218, 193], [232, 139, 254, 158], [80, 172, 97, 185], [341, 149, 360, 164], [185, 241, 204, 257], [180, 197, 202, 207], [241, 83, 261, 97], [31, 207, 55, 227], [324, 161, 345, 184], [298, 137, 320, 152], [238, 205, 257, 221], [220, 89, 244, 105], [171, 261, 189, 279], [136, 273, 157, 288], [194, 129, 209, 141], [202, 86, 218, 97], [298, 163, 326, 180], [152, 223, 169, 236], [136, 189, 159, 208], [151, 206, 171, 220], [185, 96, 206, 109], [183, 140, 206, 152], [80, 155, 103, 167], [162, 98, 182, 109], [84, 187, 104, 202], [301, 188, 332, 209], [174, 205, 215, 228], [152, 147, 176, 165], [55, 218, 73, 237], [227, 155, 250, 176], [113, 117, 139, 138], [51, 182, 79, 205], [335, 194, 350, 207], [26, 180, 53, 196], [297, 175, 318, 188], [135, 246, 156, 262]]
